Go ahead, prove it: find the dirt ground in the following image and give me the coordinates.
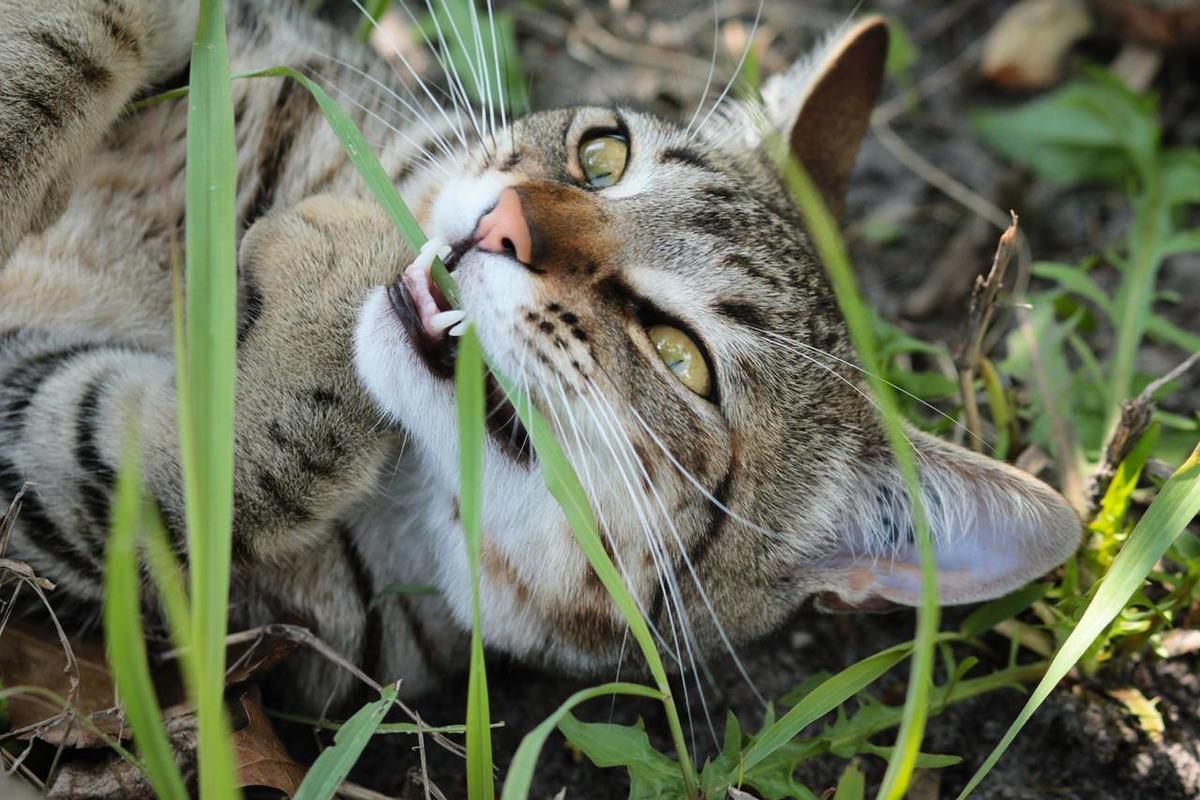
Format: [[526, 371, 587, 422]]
[[289, 1, 1200, 797]]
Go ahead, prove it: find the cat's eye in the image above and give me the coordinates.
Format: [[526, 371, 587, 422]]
[[579, 134, 628, 188], [649, 325, 711, 397]]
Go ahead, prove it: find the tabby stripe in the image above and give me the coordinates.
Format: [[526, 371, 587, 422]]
[[30, 29, 112, 88], [660, 146, 719, 175], [7, 77, 65, 129], [237, 271, 264, 345], [267, 420, 336, 480], [244, 74, 314, 228], [91, 7, 143, 58], [74, 376, 116, 560], [0, 343, 106, 430], [715, 300, 771, 331], [336, 523, 384, 678], [254, 470, 312, 526], [0, 458, 103, 588]]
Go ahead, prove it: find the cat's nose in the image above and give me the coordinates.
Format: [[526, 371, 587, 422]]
[[474, 188, 532, 265]]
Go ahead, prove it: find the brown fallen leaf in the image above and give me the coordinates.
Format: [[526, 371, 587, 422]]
[[229, 685, 306, 796], [982, 0, 1094, 90]]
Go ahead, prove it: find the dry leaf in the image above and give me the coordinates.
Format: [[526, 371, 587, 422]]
[[229, 686, 306, 796], [1107, 686, 1165, 742], [982, 0, 1093, 90]]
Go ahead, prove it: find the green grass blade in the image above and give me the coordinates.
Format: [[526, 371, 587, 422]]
[[739, 640, 922, 774], [104, 444, 189, 800], [774, 150, 939, 800], [456, 326, 495, 800], [500, 682, 664, 800], [957, 441, 1200, 798], [834, 761, 866, 800], [293, 685, 398, 800], [184, 3, 240, 796]]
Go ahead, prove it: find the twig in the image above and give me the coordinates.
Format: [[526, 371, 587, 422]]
[[1086, 351, 1200, 512], [160, 624, 464, 758], [955, 213, 1019, 452]]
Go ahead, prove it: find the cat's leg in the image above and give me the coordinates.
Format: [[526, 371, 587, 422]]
[[0, 0, 197, 266], [0, 197, 404, 607]]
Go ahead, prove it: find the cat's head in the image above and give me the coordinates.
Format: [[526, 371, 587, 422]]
[[354, 18, 1080, 669]]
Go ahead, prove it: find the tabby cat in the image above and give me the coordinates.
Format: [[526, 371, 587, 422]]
[[0, 0, 1080, 711]]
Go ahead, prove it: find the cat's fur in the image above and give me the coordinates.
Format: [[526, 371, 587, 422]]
[[0, 0, 1080, 711]]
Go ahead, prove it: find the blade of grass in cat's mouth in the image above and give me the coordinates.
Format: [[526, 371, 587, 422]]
[[386, 256, 531, 463]]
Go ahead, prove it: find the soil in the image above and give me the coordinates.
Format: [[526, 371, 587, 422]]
[[303, 1, 1200, 798]]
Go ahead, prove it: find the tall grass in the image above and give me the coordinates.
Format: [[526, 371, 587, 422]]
[[179, 1, 240, 796]]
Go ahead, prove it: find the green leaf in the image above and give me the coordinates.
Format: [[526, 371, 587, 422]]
[[961, 583, 1052, 638], [972, 73, 1158, 185], [104, 444, 188, 800], [833, 760, 865, 800], [456, 327, 495, 800], [558, 714, 687, 800], [501, 683, 662, 800], [293, 685, 397, 800], [1031, 262, 1113, 317], [1093, 424, 1160, 538], [183, 3, 240, 797], [739, 642, 917, 774], [1161, 147, 1200, 208], [958, 442, 1200, 798]]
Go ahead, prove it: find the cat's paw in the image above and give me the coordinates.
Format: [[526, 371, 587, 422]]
[[237, 195, 409, 368]]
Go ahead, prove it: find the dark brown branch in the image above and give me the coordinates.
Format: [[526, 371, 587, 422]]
[[1087, 351, 1200, 513], [955, 211, 1019, 452]]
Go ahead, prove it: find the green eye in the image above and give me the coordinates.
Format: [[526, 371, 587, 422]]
[[648, 324, 711, 397], [579, 134, 628, 188]]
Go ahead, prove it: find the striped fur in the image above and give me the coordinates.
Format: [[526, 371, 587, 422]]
[[0, 3, 1079, 713]]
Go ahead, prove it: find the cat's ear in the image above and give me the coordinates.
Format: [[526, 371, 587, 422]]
[[760, 16, 888, 218], [809, 427, 1081, 609]]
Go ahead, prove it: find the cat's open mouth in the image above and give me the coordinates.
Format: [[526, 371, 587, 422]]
[[386, 250, 531, 462]]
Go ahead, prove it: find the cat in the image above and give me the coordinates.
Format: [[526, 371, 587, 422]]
[[0, 0, 1081, 712]]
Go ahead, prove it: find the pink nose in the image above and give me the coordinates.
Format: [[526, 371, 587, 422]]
[[474, 188, 532, 265]]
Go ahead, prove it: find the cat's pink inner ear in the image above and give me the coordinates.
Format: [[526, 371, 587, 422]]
[[811, 428, 1082, 609], [785, 16, 889, 219]]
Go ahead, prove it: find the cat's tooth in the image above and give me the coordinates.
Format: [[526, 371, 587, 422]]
[[436, 244, 453, 261], [448, 321, 467, 337], [430, 309, 466, 336]]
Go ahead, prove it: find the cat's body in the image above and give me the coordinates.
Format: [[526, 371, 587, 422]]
[[0, 0, 1080, 712]]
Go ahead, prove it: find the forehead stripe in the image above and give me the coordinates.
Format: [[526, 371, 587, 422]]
[[659, 146, 720, 175]]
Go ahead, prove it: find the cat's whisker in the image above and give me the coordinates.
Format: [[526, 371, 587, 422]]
[[343, 1, 470, 147], [485, 0, 507, 138], [751, 326, 992, 453], [320, 84, 452, 178], [684, 0, 722, 137], [545, 375, 679, 662], [582, 380, 765, 709], [323, 56, 462, 160], [381, 0, 486, 148], [462, 0, 497, 141], [427, 0, 494, 150], [689, 0, 765, 142], [575, 385, 719, 746]]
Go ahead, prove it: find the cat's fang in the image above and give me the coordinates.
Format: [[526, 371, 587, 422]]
[[447, 321, 467, 337], [430, 309, 466, 336], [401, 237, 452, 336]]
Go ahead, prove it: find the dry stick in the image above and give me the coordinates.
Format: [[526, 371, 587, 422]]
[[955, 213, 1019, 453], [1086, 351, 1200, 513], [160, 624, 465, 758]]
